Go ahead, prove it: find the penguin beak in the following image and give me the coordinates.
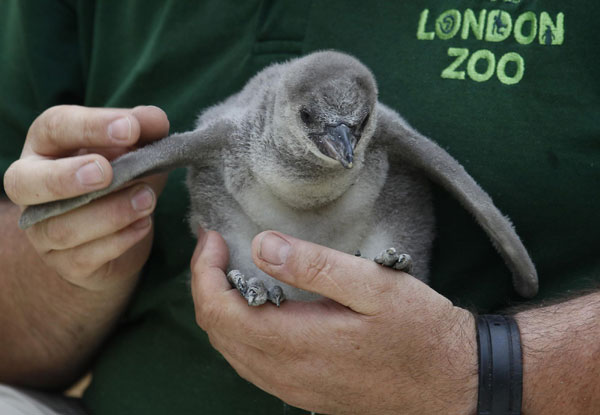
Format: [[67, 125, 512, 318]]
[[322, 123, 357, 169]]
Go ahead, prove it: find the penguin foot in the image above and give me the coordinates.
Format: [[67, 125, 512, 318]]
[[226, 270, 285, 307], [374, 248, 412, 273]]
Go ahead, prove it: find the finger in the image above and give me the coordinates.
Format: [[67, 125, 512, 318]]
[[4, 154, 113, 205], [190, 232, 360, 348], [190, 230, 248, 330], [190, 230, 231, 296], [91, 224, 156, 293], [190, 230, 275, 335], [43, 216, 153, 289], [7, 106, 169, 205], [25, 106, 144, 157], [252, 231, 403, 315], [132, 105, 170, 143], [27, 183, 157, 252], [189, 232, 357, 348], [73, 106, 170, 160], [190, 227, 207, 269], [191, 231, 268, 334]]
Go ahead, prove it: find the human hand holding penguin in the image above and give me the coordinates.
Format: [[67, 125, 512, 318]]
[[4, 105, 169, 292], [192, 228, 479, 415]]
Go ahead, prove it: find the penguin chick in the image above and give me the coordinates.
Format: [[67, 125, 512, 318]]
[[18, 51, 539, 301]]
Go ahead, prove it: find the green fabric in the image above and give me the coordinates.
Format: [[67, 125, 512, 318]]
[[0, 1, 598, 413]]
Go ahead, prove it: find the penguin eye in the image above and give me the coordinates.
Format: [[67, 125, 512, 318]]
[[300, 108, 312, 124]]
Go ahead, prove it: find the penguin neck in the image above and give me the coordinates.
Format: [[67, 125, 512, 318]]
[[253, 119, 365, 209], [254, 152, 363, 210]]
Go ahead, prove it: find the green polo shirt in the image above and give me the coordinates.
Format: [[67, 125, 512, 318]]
[[1, 1, 598, 414]]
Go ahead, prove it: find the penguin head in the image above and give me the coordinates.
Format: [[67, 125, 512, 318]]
[[275, 51, 378, 170]]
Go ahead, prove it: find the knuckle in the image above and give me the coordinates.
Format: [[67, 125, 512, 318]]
[[196, 299, 221, 331], [87, 261, 114, 286], [105, 192, 140, 228], [27, 106, 69, 150], [42, 106, 69, 147], [31, 106, 58, 134], [39, 218, 75, 249], [206, 332, 220, 350], [24, 228, 48, 256], [264, 336, 289, 359], [67, 249, 97, 275], [302, 250, 334, 287], [57, 263, 87, 282], [232, 364, 255, 384], [55, 254, 111, 287], [50, 254, 91, 282], [34, 105, 97, 151], [104, 200, 128, 229], [40, 105, 70, 121], [80, 118, 96, 145], [195, 308, 207, 331], [43, 165, 71, 199]]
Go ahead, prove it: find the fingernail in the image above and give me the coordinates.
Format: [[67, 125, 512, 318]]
[[76, 161, 105, 186], [131, 216, 151, 230], [108, 117, 132, 141], [258, 232, 290, 265], [131, 186, 155, 211]]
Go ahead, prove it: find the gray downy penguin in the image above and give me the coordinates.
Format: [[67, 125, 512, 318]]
[[17, 51, 538, 305]]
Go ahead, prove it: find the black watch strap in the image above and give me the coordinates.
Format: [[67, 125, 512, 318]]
[[476, 315, 523, 415]]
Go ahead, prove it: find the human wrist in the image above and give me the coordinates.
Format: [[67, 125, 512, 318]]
[[450, 307, 479, 415], [427, 306, 478, 415]]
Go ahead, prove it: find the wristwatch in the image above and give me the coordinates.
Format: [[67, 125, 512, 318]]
[[476, 315, 523, 415]]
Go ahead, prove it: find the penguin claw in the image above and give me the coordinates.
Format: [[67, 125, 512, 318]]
[[374, 248, 412, 273], [268, 286, 286, 307], [226, 270, 285, 307]]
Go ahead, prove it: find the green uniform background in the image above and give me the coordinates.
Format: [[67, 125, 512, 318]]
[[0, 1, 598, 413]]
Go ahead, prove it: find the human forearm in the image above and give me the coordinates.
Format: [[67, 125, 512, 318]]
[[0, 201, 140, 389], [516, 291, 600, 414]]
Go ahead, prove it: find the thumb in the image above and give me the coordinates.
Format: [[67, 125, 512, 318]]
[[251, 231, 401, 315]]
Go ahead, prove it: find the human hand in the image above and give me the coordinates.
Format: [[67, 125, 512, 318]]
[[3, 105, 170, 292], [192, 229, 478, 415]]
